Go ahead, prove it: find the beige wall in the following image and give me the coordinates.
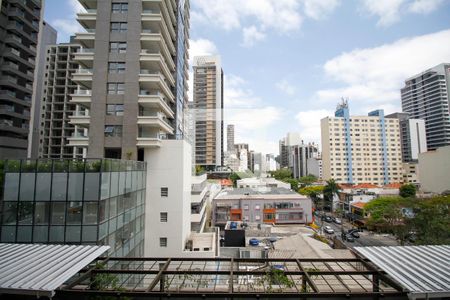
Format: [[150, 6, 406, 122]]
[[418, 146, 450, 194]]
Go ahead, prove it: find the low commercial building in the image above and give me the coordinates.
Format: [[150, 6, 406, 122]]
[[418, 146, 450, 194], [212, 187, 312, 226]]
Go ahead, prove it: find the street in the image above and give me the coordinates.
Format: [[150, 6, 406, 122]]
[[315, 216, 400, 248]]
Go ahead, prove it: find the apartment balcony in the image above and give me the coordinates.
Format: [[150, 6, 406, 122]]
[[143, 0, 175, 29], [139, 70, 174, 101], [73, 48, 94, 68], [70, 90, 92, 108], [78, 0, 97, 9], [137, 112, 173, 133], [141, 31, 175, 61], [74, 30, 95, 48], [77, 9, 96, 29], [67, 133, 89, 147], [138, 90, 174, 118], [69, 111, 90, 127], [72, 68, 93, 88], [140, 50, 175, 86], [136, 132, 162, 148]]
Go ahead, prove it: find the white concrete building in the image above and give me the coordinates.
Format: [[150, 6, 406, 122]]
[[307, 156, 323, 179], [321, 101, 403, 185], [239, 149, 248, 172], [418, 146, 450, 194], [236, 177, 291, 189], [402, 162, 420, 185]]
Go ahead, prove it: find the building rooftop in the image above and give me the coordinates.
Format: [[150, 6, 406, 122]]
[[215, 187, 308, 200], [0, 244, 109, 298], [351, 201, 367, 209], [355, 245, 450, 299]]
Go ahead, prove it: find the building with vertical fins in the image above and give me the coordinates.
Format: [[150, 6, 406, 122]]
[[40, 43, 81, 159], [401, 63, 450, 150], [28, 21, 57, 159], [0, 0, 43, 158], [192, 55, 223, 170], [226, 124, 234, 151], [321, 100, 403, 185]]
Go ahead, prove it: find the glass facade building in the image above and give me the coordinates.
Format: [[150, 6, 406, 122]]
[[0, 159, 146, 257]]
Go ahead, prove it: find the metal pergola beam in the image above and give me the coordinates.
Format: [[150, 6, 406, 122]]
[[295, 259, 318, 293], [147, 258, 171, 292]]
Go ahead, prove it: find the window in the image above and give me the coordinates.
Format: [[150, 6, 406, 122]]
[[112, 3, 128, 13], [111, 22, 127, 32], [106, 104, 124, 116], [160, 212, 168, 222], [160, 237, 167, 247], [104, 125, 122, 137], [109, 42, 127, 53], [108, 62, 126, 73], [107, 83, 125, 94], [161, 187, 168, 197]]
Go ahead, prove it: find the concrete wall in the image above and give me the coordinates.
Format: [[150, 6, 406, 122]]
[[144, 140, 192, 257], [418, 146, 450, 194]]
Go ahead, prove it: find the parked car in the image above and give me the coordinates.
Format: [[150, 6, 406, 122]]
[[348, 229, 360, 238], [324, 216, 333, 223], [249, 238, 260, 246], [324, 226, 334, 234], [345, 234, 355, 242], [333, 218, 342, 225]]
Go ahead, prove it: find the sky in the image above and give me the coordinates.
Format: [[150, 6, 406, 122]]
[[45, 0, 450, 155]]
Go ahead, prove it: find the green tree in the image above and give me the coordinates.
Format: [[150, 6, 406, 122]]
[[323, 179, 340, 206], [195, 165, 205, 175], [286, 178, 299, 190], [298, 174, 317, 187], [399, 183, 417, 198], [229, 172, 240, 187], [270, 168, 292, 180], [410, 195, 450, 245], [299, 185, 324, 197]]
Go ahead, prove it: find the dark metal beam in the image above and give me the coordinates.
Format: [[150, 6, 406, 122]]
[[147, 258, 171, 292], [296, 259, 318, 293], [229, 257, 234, 294], [323, 262, 351, 293], [63, 257, 110, 289]]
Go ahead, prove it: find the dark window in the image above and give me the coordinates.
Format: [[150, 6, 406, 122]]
[[107, 83, 125, 94], [161, 187, 168, 197], [106, 104, 124, 116], [160, 212, 168, 222], [104, 125, 123, 137], [112, 3, 128, 13], [109, 42, 127, 53], [111, 22, 127, 32], [104, 148, 122, 159], [160, 237, 167, 247], [108, 62, 126, 73]]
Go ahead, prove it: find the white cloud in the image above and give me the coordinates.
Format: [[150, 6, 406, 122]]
[[50, 0, 84, 42], [224, 75, 261, 108], [276, 79, 296, 96], [360, 0, 446, 27], [303, 0, 341, 20], [315, 29, 450, 113], [241, 26, 266, 47], [408, 0, 445, 14], [296, 109, 333, 144]]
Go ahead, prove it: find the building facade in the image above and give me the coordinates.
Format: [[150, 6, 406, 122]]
[[321, 101, 403, 185], [0, 158, 146, 257], [401, 63, 450, 150], [71, 0, 190, 160], [28, 21, 57, 159], [418, 146, 450, 194], [212, 188, 312, 226], [192, 55, 223, 169], [385, 112, 427, 162], [0, 0, 43, 158], [288, 142, 319, 179], [226, 124, 234, 152], [39, 44, 81, 159]]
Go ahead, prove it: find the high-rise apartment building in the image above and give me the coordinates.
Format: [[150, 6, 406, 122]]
[[39, 44, 81, 159], [289, 142, 319, 179], [279, 132, 302, 169], [71, 0, 190, 160], [321, 101, 403, 185], [192, 55, 223, 170], [28, 21, 57, 159], [401, 63, 450, 150], [226, 124, 234, 151], [385, 112, 427, 162], [0, 0, 43, 158]]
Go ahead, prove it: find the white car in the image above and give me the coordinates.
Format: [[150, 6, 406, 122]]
[[324, 226, 334, 234], [334, 218, 342, 224]]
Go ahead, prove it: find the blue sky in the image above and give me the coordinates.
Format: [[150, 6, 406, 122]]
[[45, 0, 450, 154]]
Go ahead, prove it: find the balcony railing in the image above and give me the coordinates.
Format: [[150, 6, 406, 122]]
[[73, 89, 92, 95], [76, 68, 93, 74], [73, 110, 89, 117], [76, 48, 94, 53]]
